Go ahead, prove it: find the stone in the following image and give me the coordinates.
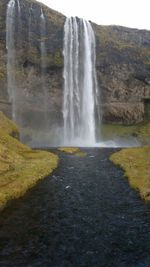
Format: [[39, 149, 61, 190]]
[[101, 103, 144, 124]]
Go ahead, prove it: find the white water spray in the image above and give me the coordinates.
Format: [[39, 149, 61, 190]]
[[6, 0, 16, 105], [6, 0, 21, 120], [40, 8, 48, 129], [40, 8, 46, 72], [16, 0, 22, 37], [63, 17, 100, 146]]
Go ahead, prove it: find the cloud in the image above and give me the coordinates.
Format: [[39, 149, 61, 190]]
[[36, 0, 150, 30]]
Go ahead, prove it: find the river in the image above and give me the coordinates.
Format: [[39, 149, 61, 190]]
[[0, 148, 150, 267]]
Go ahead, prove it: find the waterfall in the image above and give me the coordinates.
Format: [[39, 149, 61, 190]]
[[6, 0, 21, 120], [40, 8, 48, 128], [40, 8, 46, 70], [28, 5, 33, 44], [16, 0, 21, 13], [6, 0, 16, 119], [16, 0, 22, 38], [40, 8, 48, 126], [63, 17, 100, 146]]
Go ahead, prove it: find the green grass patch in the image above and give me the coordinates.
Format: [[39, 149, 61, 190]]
[[101, 122, 150, 145], [0, 113, 58, 211], [101, 124, 137, 139], [110, 147, 150, 201]]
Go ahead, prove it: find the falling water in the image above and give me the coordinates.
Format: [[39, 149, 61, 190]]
[[28, 5, 33, 44], [40, 8, 48, 128], [40, 8, 46, 71], [6, 0, 16, 119], [63, 17, 100, 146], [6, 0, 21, 120], [16, 0, 20, 13], [16, 0, 22, 38]]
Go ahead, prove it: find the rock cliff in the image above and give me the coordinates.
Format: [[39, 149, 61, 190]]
[[0, 0, 65, 139], [0, 0, 150, 143], [92, 24, 150, 124]]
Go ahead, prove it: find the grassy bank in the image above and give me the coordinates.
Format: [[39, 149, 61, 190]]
[[110, 147, 150, 201], [101, 122, 150, 145], [0, 112, 58, 210]]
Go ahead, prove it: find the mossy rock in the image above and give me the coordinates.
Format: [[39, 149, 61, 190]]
[[46, 51, 63, 67], [58, 147, 80, 154], [0, 67, 6, 80], [58, 147, 86, 157]]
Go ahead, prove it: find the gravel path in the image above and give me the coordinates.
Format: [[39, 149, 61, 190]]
[[0, 148, 150, 267]]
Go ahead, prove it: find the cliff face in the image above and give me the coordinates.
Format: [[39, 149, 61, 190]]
[[0, 0, 150, 138], [0, 0, 65, 136], [93, 24, 150, 124]]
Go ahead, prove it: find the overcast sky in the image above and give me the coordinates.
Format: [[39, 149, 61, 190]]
[[36, 0, 150, 30]]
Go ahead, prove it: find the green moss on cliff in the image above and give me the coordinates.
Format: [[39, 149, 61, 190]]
[[93, 25, 135, 50], [28, 46, 41, 65], [141, 47, 150, 64], [54, 51, 63, 66], [92, 24, 150, 66], [46, 51, 63, 67], [135, 123, 150, 144], [0, 67, 6, 80], [0, 112, 58, 211], [101, 122, 150, 145], [110, 147, 150, 201], [101, 124, 137, 139]]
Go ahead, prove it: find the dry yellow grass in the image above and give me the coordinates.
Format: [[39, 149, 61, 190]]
[[0, 111, 19, 137], [58, 147, 86, 157], [0, 112, 58, 210], [110, 147, 150, 201], [58, 147, 80, 154]]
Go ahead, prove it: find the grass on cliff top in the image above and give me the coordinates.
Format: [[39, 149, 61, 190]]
[[110, 147, 150, 201], [0, 112, 58, 211], [92, 24, 135, 51], [26, 0, 65, 26]]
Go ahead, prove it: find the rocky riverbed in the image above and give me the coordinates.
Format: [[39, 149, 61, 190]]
[[0, 148, 150, 267]]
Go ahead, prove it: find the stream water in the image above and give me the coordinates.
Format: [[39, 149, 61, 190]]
[[0, 148, 150, 267]]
